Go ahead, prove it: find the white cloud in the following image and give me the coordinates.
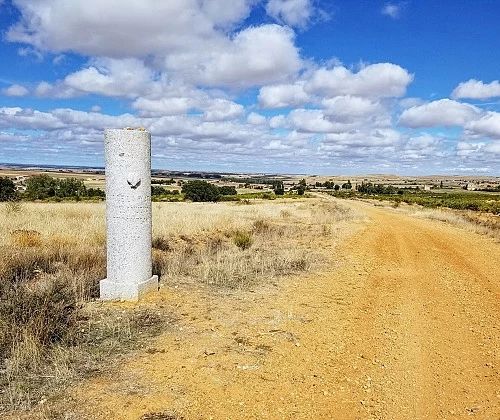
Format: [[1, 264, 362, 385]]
[[269, 115, 286, 128], [484, 141, 500, 154], [451, 79, 500, 100], [306, 63, 413, 98], [91, 105, 101, 113], [201, 0, 256, 29], [401, 134, 443, 159], [464, 112, 500, 139], [382, 4, 400, 19], [399, 99, 480, 128], [64, 58, 155, 98], [132, 97, 196, 117], [34, 81, 80, 98], [266, 0, 314, 28], [456, 141, 484, 157], [0, 106, 138, 132], [322, 128, 401, 148], [247, 112, 267, 125], [2, 84, 29, 97], [381, 2, 408, 19], [7, 2, 302, 89], [259, 83, 310, 108], [202, 99, 244, 121], [322, 96, 385, 122], [7, 0, 223, 56], [165, 24, 302, 87], [288, 109, 338, 133]]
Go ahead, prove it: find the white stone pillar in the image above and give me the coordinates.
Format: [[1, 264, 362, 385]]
[[100, 128, 158, 300]]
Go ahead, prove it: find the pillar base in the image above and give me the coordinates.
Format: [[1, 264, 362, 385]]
[[100, 275, 159, 301]]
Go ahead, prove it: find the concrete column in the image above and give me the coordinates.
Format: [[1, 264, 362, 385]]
[[100, 128, 158, 300]]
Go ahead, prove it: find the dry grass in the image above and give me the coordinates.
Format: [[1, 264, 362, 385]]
[[393, 203, 500, 240], [0, 198, 359, 413]]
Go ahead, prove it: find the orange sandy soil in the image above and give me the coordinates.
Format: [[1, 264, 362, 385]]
[[15, 200, 500, 419]]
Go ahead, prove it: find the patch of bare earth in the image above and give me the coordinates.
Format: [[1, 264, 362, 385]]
[[16, 200, 500, 419]]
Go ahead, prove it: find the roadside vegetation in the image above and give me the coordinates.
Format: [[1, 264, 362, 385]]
[[329, 183, 500, 215], [0, 198, 358, 414]]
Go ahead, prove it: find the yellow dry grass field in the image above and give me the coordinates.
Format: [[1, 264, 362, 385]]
[[0, 197, 360, 414]]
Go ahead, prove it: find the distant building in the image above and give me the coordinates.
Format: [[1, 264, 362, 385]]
[[466, 183, 477, 191], [423, 185, 431, 191]]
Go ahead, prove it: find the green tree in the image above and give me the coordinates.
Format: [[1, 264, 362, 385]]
[[56, 178, 86, 198], [0, 177, 16, 201], [25, 174, 57, 200], [182, 180, 220, 202], [342, 180, 352, 190], [272, 180, 284, 195]]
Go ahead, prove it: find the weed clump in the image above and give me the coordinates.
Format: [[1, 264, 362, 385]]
[[232, 230, 253, 250]]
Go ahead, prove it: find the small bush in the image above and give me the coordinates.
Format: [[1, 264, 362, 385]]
[[152, 236, 171, 252], [252, 219, 271, 234], [232, 230, 253, 250]]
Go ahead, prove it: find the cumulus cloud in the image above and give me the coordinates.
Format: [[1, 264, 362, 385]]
[[132, 97, 197, 117], [7, 1, 302, 89], [34, 81, 80, 98], [401, 134, 443, 160], [0, 106, 138, 132], [398, 99, 480, 128], [202, 99, 244, 121], [247, 112, 267, 125], [451, 79, 500, 100], [464, 112, 500, 139], [165, 24, 302, 87], [259, 83, 310, 108], [2, 84, 29, 97], [456, 141, 484, 158], [288, 109, 338, 133], [322, 96, 385, 122], [64, 58, 156, 98], [306, 63, 413, 98], [265, 0, 315, 28], [7, 0, 225, 56]]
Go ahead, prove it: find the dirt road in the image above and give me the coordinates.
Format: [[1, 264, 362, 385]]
[[53, 201, 500, 419]]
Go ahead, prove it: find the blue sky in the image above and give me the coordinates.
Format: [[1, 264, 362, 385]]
[[1, 0, 500, 175]]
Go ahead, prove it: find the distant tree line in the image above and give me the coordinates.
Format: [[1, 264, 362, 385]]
[[223, 176, 275, 185], [315, 180, 352, 190], [356, 182, 400, 194]]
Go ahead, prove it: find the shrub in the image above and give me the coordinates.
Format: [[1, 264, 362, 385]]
[[232, 230, 253, 250], [218, 185, 237, 195]]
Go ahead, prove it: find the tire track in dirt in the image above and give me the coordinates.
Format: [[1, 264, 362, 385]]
[[22, 200, 500, 419]]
